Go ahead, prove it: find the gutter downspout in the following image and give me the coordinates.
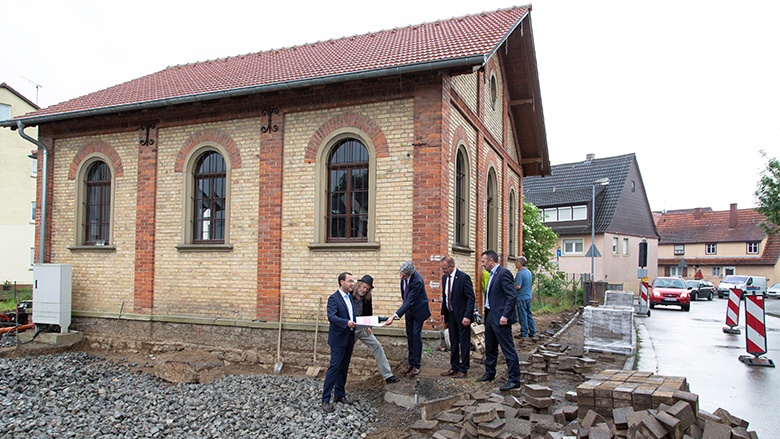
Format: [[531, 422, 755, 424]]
[[17, 121, 47, 264]]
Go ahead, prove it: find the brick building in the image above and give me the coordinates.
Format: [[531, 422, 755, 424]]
[[2, 7, 550, 354]]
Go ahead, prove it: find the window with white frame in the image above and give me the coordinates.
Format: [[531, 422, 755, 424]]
[[705, 243, 717, 255], [612, 237, 619, 254], [712, 266, 721, 276], [543, 205, 587, 223], [623, 238, 629, 255], [30, 202, 35, 223], [669, 266, 682, 276], [674, 244, 684, 255], [31, 157, 38, 177], [563, 239, 584, 255], [724, 266, 735, 276], [0, 104, 10, 120], [29, 247, 35, 267], [747, 242, 759, 254]]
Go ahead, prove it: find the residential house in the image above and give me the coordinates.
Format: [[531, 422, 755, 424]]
[[523, 153, 659, 289], [654, 204, 779, 284], [0, 7, 550, 353], [0, 82, 38, 286]]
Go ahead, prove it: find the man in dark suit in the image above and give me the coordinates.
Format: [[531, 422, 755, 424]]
[[385, 261, 431, 377], [478, 250, 522, 391], [439, 256, 475, 378], [321, 272, 357, 413]]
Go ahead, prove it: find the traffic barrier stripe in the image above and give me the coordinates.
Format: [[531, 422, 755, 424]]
[[745, 294, 767, 356]]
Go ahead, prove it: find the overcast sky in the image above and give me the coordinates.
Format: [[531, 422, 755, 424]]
[[3, 0, 778, 212]]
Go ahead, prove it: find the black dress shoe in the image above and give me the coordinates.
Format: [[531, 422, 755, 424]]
[[499, 381, 522, 391], [385, 376, 399, 384], [322, 401, 334, 412], [334, 396, 354, 405], [477, 374, 495, 382]]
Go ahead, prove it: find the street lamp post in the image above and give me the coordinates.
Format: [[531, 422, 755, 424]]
[[589, 178, 610, 300]]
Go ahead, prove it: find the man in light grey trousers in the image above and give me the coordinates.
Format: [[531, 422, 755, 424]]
[[352, 275, 399, 384]]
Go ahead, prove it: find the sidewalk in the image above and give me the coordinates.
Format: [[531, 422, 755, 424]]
[[629, 316, 657, 372]]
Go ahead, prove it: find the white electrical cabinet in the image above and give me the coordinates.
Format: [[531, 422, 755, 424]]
[[32, 264, 72, 333]]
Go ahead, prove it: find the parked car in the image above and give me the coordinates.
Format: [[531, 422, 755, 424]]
[[716, 275, 768, 298], [768, 283, 780, 299], [650, 277, 690, 311], [686, 280, 715, 301]]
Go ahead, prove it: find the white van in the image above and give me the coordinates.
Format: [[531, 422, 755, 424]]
[[716, 275, 768, 298]]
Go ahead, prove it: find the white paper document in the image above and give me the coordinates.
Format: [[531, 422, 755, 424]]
[[355, 316, 387, 327]]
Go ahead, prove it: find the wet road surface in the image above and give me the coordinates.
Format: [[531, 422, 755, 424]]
[[636, 295, 779, 437]]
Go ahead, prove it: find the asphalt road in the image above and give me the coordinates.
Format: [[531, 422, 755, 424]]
[[636, 295, 779, 437]]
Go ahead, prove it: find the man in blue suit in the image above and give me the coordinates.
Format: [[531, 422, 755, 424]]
[[385, 261, 431, 377], [478, 250, 522, 391], [321, 272, 357, 413], [439, 256, 475, 378]]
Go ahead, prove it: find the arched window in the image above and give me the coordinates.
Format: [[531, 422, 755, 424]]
[[508, 190, 516, 258], [193, 151, 226, 243], [84, 160, 111, 245], [455, 147, 470, 246], [327, 138, 369, 242], [486, 169, 498, 252]]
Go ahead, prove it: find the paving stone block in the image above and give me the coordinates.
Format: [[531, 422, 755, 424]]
[[409, 419, 438, 432], [462, 414, 478, 436], [594, 381, 621, 399], [524, 384, 553, 397], [564, 391, 578, 402], [672, 390, 699, 416], [612, 406, 634, 429], [436, 411, 465, 424], [589, 423, 612, 439], [702, 419, 731, 439], [477, 418, 506, 438], [634, 416, 669, 438], [712, 408, 748, 429], [666, 400, 695, 431], [626, 410, 652, 430], [432, 429, 459, 439], [581, 410, 606, 429], [651, 387, 676, 408], [526, 395, 554, 408], [632, 385, 657, 410], [655, 411, 684, 439], [473, 406, 498, 424], [730, 427, 751, 439], [422, 394, 463, 420]]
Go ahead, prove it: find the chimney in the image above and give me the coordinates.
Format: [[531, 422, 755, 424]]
[[729, 203, 738, 228], [586, 153, 595, 161], [694, 207, 702, 219]]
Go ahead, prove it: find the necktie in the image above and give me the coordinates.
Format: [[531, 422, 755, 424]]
[[403, 279, 409, 301], [447, 274, 453, 311], [485, 270, 493, 309]]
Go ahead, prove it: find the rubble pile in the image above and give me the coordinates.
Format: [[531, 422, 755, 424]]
[[403, 369, 760, 438]]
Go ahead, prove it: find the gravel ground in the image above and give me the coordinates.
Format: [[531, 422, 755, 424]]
[[0, 350, 377, 439]]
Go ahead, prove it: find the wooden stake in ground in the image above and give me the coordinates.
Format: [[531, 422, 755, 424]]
[[273, 292, 284, 374], [306, 297, 322, 378]]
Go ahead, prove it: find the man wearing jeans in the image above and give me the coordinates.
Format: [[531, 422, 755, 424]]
[[514, 256, 536, 338]]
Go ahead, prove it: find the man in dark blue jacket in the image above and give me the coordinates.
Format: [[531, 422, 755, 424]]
[[321, 272, 357, 412], [477, 250, 522, 391], [385, 261, 430, 377], [439, 256, 475, 378]]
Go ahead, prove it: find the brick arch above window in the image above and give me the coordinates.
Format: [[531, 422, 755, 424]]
[[451, 126, 470, 155], [175, 128, 242, 173], [68, 141, 124, 180], [305, 113, 389, 163]]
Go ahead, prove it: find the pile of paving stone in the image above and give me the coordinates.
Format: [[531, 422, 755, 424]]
[[404, 368, 760, 438], [0, 352, 377, 438]]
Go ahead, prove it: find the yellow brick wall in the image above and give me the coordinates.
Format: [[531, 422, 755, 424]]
[[281, 100, 416, 320], [506, 122, 519, 163], [451, 72, 479, 114], [483, 56, 504, 144], [153, 121, 260, 319], [51, 133, 138, 313]]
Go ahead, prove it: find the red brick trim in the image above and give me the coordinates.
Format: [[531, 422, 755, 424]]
[[67, 141, 124, 180], [174, 128, 242, 172], [304, 113, 389, 163], [451, 126, 470, 155]]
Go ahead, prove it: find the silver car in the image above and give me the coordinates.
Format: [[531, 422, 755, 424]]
[[768, 283, 780, 299]]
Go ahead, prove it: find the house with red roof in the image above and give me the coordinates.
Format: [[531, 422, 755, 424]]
[[1, 6, 550, 351], [654, 204, 779, 285]]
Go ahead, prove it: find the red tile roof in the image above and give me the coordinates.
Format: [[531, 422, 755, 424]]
[[654, 207, 767, 244], [16, 6, 529, 122]]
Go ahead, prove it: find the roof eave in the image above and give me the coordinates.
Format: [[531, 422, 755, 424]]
[[2, 54, 487, 128]]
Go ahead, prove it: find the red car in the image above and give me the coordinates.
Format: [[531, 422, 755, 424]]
[[650, 277, 691, 311]]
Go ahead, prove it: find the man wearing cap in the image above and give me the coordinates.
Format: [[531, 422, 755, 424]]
[[352, 275, 399, 384], [385, 261, 431, 377]]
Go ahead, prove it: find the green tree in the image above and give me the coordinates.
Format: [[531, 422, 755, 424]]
[[521, 198, 558, 273], [755, 150, 780, 235]]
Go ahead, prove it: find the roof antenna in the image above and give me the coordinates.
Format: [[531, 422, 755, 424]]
[[21, 76, 43, 105]]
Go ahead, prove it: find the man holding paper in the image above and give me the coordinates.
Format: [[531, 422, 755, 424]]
[[352, 275, 399, 384]]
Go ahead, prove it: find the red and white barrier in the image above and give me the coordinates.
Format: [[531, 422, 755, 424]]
[[739, 293, 775, 367], [639, 281, 649, 308], [722, 287, 742, 334]]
